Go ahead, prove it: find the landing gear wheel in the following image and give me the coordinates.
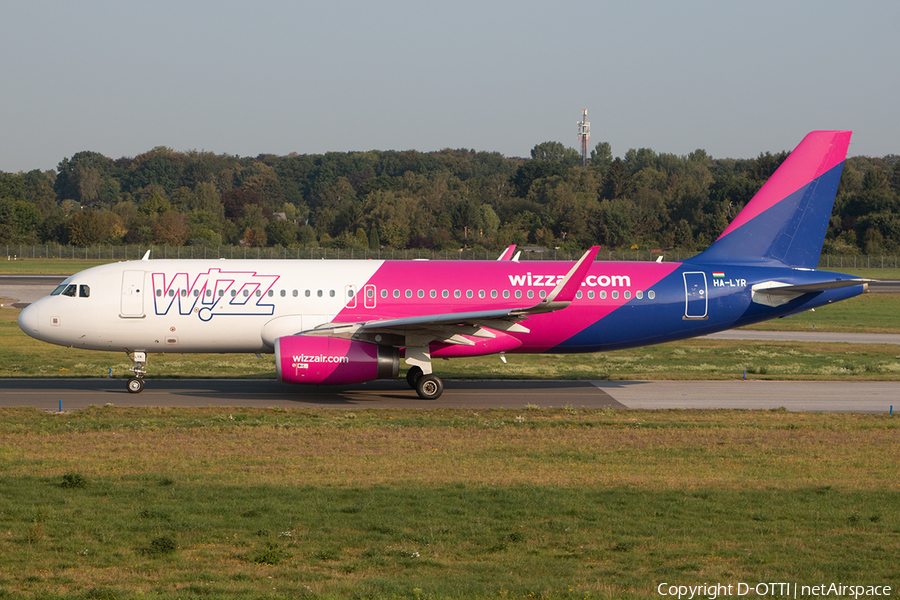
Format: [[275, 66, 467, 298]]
[[406, 366, 424, 389], [126, 377, 145, 394], [415, 374, 443, 400]]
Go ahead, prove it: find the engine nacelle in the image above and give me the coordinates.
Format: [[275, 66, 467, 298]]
[[275, 335, 399, 385]]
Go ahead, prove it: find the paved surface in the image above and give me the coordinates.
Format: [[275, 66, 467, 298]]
[[0, 378, 896, 413], [704, 330, 900, 345], [0, 275, 65, 308], [869, 279, 900, 293], [592, 380, 898, 413]]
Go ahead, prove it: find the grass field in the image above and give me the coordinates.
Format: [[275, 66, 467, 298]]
[[0, 407, 898, 599]]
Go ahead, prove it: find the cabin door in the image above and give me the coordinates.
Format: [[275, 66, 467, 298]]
[[683, 272, 708, 320], [121, 270, 145, 318]]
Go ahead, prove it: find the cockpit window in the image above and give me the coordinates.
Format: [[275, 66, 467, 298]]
[[61, 284, 77, 297], [50, 284, 68, 296], [79, 285, 90, 298]]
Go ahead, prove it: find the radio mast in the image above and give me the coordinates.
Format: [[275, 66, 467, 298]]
[[577, 109, 590, 167]]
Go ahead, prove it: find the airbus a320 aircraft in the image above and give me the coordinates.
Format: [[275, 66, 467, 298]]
[[19, 131, 868, 400]]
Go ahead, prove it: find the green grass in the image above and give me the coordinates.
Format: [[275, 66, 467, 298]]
[[0, 407, 898, 599], [0, 259, 114, 275]]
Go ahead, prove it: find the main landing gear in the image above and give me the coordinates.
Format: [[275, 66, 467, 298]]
[[405, 366, 444, 400], [126, 351, 147, 394]]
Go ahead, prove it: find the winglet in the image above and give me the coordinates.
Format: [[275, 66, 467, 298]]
[[496, 245, 517, 261], [141, 250, 151, 261], [521, 246, 599, 314]]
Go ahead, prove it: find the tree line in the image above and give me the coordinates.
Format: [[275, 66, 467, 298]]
[[1, 139, 898, 254]]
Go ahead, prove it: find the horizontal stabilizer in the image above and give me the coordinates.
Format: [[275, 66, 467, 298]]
[[751, 279, 870, 307]]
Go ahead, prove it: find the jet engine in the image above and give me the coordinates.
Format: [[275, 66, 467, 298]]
[[275, 335, 399, 385]]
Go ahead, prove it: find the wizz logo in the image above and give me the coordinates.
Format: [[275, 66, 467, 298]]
[[151, 269, 280, 321]]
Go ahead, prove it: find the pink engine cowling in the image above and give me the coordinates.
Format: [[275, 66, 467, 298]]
[[275, 335, 399, 385]]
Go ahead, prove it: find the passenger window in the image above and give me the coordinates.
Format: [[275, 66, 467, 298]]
[[466, 290, 473, 299], [405, 290, 412, 298], [648, 290, 656, 300], [219, 290, 225, 297], [393, 290, 400, 298], [600, 291, 606, 299], [280, 290, 286, 297], [194, 290, 200, 297], [491, 290, 497, 299], [417, 290, 424, 298], [182, 290, 188, 297], [231, 290, 237, 297], [155, 289, 162, 297], [243, 290, 249, 297], [317, 290, 323, 297], [381, 289, 388, 298], [267, 290, 273, 297], [624, 291, 631, 299], [348, 289, 354, 298], [478, 290, 485, 299], [454, 290, 461, 299], [612, 291, 619, 300], [305, 290, 311, 297], [256, 290, 262, 297], [539, 290, 546, 299], [79, 285, 90, 298], [329, 290, 335, 297], [367, 288, 374, 298], [503, 290, 510, 299], [206, 289, 212, 298], [588, 291, 595, 299], [442, 290, 449, 298], [527, 291, 534, 299], [636, 291, 643, 299], [576, 291, 582, 299], [430, 290, 437, 299], [292, 290, 298, 297], [515, 290, 522, 299]]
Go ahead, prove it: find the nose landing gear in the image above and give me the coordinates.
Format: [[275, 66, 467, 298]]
[[126, 351, 147, 394]]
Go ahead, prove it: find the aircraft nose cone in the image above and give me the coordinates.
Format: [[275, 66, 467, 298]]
[[18, 303, 40, 339]]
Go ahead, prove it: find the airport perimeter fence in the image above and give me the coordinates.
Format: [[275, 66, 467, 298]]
[[4, 244, 900, 269]]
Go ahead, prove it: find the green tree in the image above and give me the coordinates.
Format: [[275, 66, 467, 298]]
[[243, 226, 267, 247], [152, 211, 190, 246], [67, 210, 109, 246], [265, 219, 298, 247], [128, 148, 183, 194], [55, 151, 115, 203], [530, 141, 580, 166], [139, 192, 172, 217], [24, 170, 57, 216], [510, 161, 568, 198], [589, 141, 613, 174]]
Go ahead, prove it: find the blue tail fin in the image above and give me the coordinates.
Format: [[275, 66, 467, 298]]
[[692, 130, 851, 268]]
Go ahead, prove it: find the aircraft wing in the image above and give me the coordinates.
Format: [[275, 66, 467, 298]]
[[308, 246, 600, 345]]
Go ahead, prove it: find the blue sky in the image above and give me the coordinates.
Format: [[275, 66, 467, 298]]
[[2, 0, 898, 172]]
